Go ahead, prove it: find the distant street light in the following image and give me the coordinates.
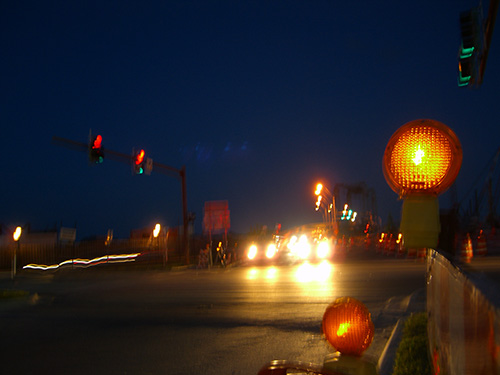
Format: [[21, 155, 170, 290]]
[[152, 223, 169, 267], [13, 226, 22, 241], [12, 226, 22, 279], [314, 183, 338, 236], [315, 183, 323, 196], [153, 223, 161, 238]]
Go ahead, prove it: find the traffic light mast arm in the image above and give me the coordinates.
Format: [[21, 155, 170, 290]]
[[52, 135, 89, 152], [53, 135, 184, 177], [52, 134, 190, 264], [151, 160, 182, 177]]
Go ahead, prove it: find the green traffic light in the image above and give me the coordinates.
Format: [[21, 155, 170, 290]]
[[459, 45, 474, 59], [458, 70, 471, 86], [134, 165, 144, 174]]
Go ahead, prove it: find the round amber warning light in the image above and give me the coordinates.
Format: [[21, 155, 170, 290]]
[[322, 297, 374, 356], [383, 119, 462, 197]]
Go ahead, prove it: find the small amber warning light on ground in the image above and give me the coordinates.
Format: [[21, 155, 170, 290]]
[[322, 296, 374, 356], [383, 119, 462, 197]]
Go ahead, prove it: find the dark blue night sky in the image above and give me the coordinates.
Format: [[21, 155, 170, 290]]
[[1, 0, 499, 239]]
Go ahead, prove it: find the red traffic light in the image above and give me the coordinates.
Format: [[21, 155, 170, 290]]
[[89, 134, 104, 164], [135, 149, 145, 165], [92, 135, 102, 149]]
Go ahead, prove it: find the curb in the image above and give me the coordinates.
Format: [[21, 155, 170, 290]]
[[376, 288, 426, 375], [377, 318, 404, 375]]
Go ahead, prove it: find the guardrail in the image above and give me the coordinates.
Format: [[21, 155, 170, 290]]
[[427, 249, 500, 375]]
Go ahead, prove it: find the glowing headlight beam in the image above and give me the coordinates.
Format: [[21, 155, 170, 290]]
[[266, 243, 277, 259], [297, 235, 311, 259], [316, 241, 330, 259], [248, 244, 258, 260]]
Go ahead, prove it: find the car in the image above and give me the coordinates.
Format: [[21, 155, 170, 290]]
[[282, 233, 335, 263], [244, 235, 282, 264]]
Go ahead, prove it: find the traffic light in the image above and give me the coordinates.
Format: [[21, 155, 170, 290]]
[[89, 134, 104, 163], [458, 8, 482, 87], [383, 119, 462, 249], [133, 149, 145, 174]]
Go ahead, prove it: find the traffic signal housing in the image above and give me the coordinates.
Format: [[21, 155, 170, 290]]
[[133, 149, 145, 174], [89, 134, 104, 163], [458, 8, 483, 87]]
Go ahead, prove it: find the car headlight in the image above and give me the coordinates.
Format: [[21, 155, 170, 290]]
[[266, 243, 277, 259], [248, 244, 258, 260], [317, 240, 330, 259], [297, 235, 311, 259]]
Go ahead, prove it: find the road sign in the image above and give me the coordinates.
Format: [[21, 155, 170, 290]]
[[203, 200, 230, 234]]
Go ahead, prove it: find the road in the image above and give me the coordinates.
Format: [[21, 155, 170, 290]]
[[0, 248, 427, 375]]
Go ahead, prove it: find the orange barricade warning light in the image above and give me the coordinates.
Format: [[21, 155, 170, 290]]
[[383, 119, 462, 249], [322, 297, 374, 357], [383, 119, 462, 197]]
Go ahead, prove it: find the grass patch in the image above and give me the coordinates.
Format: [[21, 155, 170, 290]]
[[392, 312, 432, 375], [0, 289, 30, 300]]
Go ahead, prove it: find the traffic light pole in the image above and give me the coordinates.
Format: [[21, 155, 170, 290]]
[[154, 162, 189, 265], [478, 0, 499, 85], [180, 166, 189, 264], [52, 136, 191, 264]]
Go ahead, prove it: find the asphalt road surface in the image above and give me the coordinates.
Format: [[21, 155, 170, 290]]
[[0, 248, 426, 375]]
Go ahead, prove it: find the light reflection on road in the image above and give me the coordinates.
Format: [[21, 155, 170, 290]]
[[265, 266, 278, 280], [244, 260, 335, 300], [294, 261, 335, 301], [295, 261, 332, 282]]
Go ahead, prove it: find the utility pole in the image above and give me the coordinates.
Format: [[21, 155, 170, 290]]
[[478, 0, 499, 85]]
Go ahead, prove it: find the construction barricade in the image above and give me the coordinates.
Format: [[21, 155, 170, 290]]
[[197, 248, 209, 269], [396, 241, 405, 257], [417, 247, 427, 260], [364, 234, 371, 250], [407, 247, 417, 258], [387, 235, 396, 256], [460, 233, 473, 263], [476, 230, 487, 256]]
